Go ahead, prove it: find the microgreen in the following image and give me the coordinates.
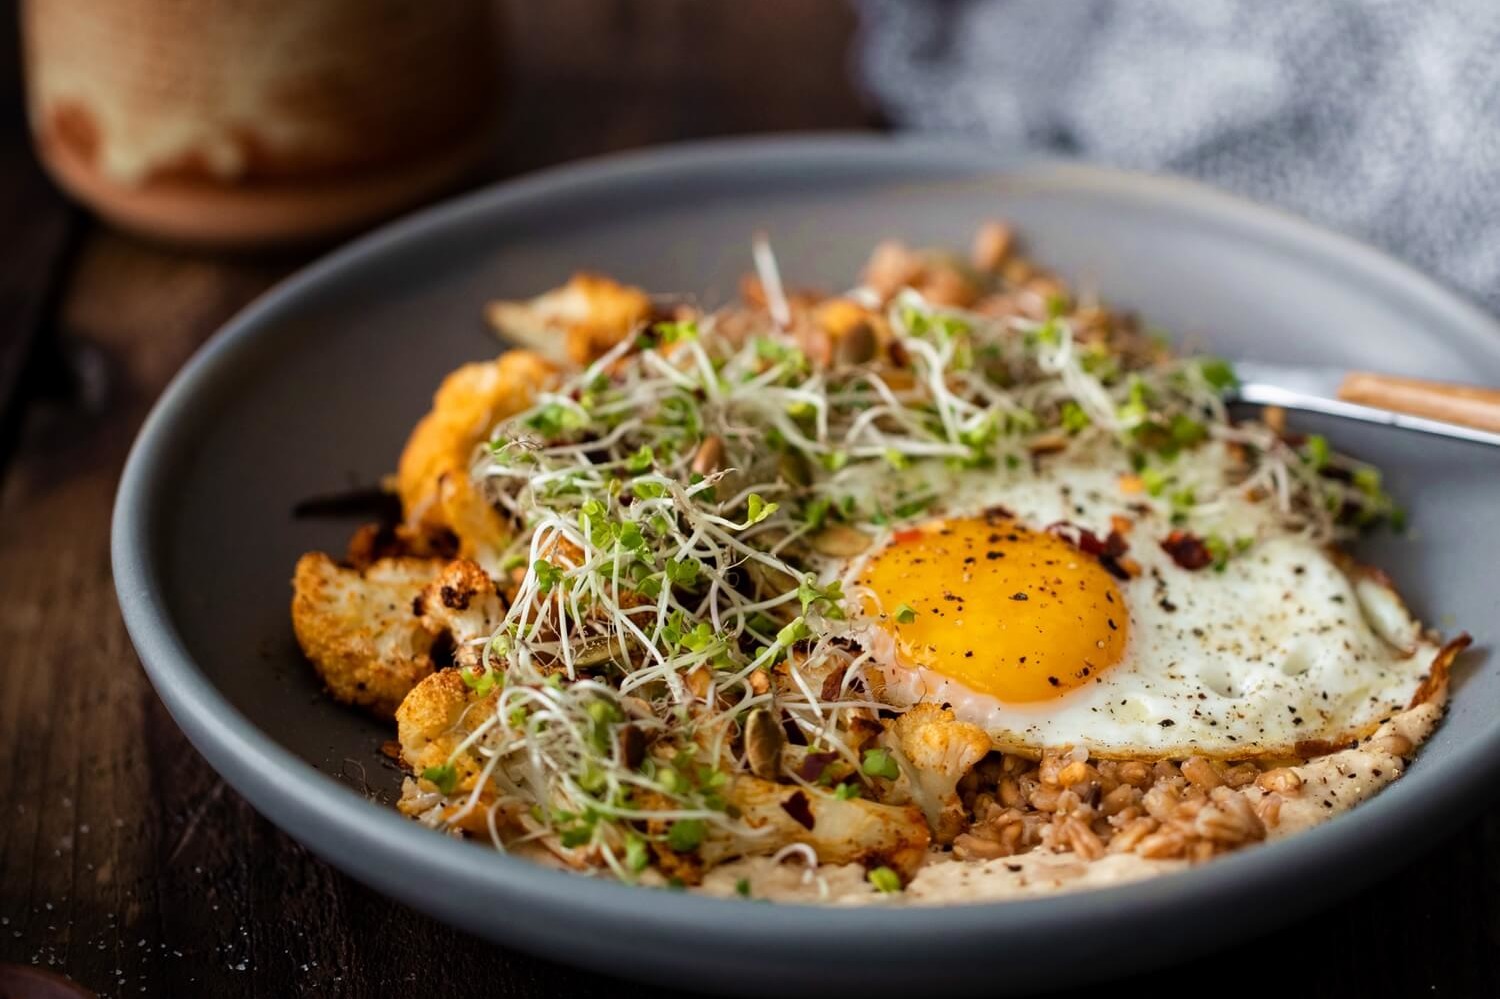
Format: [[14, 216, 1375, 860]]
[[459, 665, 498, 697], [532, 559, 565, 594], [1060, 400, 1091, 433], [746, 493, 778, 525], [654, 319, 699, 343], [625, 444, 655, 472], [422, 763, 459, 795], [454, 251, 1393, 884], [1304, 434, 1330, 470], [798, 576, 846, 619], [667, 819, 707, 852], [1196, 357, 1238, 392], [861, 748, 900, 780], [867, 866, 902, 893]]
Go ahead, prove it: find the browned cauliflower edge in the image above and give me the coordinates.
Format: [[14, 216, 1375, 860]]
[[394, 350, 558, 562], [291, 553, 445, 719], [885, 704, 991, 844], [485, 273, 653, 368]]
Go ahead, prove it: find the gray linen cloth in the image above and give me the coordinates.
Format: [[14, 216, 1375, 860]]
[[855, 0, 1500, 314]]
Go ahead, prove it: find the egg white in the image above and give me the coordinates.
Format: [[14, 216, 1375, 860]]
[[819, 442, 1444, 759]]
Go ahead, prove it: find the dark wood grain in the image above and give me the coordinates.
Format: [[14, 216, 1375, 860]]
[[0, 2, 1496, 997], [0, 10, 76, 487]]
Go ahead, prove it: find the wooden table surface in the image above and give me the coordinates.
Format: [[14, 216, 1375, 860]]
[[1, 4, 1497, 997]]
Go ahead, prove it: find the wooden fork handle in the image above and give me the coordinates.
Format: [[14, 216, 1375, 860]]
[[1339, 371, 1500, 433]]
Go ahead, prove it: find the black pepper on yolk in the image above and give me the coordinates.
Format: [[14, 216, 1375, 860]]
[[858, 514, 1129, 703]]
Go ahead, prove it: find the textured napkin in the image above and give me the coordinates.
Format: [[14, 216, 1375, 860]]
[[856, 0, 1500, 315]]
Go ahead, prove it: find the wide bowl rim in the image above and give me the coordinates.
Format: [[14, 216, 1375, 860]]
[[112, 133, 1500, 969]]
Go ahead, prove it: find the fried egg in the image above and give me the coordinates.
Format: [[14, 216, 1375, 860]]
[[826, 443, 1446, 759]]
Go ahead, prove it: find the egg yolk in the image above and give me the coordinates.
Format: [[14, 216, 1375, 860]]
[[858, 514, 1129, 703]]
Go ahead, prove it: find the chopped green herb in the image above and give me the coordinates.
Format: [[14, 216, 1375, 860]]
[[894, 603, 917, 624]]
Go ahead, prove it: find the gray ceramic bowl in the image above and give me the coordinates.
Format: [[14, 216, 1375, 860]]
[[113, 136, 1500, 995]]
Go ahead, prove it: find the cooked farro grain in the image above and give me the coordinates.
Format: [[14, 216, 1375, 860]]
[[956, 748, 1272, 864]]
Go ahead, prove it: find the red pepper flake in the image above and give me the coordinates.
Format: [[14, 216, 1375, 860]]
[[780, 790, 816, 830], [1160, 530, 1213, 571], [892, 527, 924, 545], [1046, 521, 1133, 581], [796, 750, 839, 783]]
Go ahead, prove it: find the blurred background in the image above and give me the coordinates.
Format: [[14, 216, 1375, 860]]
[[1, 3, 1495, 997]]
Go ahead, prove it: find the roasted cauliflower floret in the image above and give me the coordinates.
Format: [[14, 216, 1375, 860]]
[[486, 272, 653, 367], [806, 297, 890, 368], [885, 704, 991, 844], [395, 350, 556, 564], [697, 777, 929, 881], [860, 240, 980, 307], [344, 521, 455, 569], [395, 668, 473, 777], [395, 670, 508, 835], [291, 553, 445, 718], [413, 558, 505, 668]]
